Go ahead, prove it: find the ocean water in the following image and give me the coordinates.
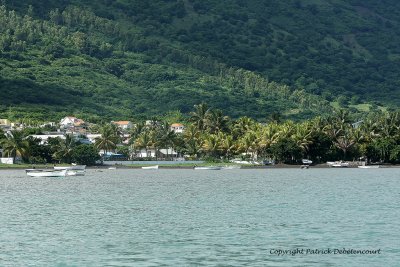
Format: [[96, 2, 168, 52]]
[[0, 168, 399, 266]]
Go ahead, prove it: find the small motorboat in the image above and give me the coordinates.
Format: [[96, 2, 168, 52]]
[[302, 159, 313, 165], [142, 165, 159, 170], [194, 166, 222, 170], [331, 161, 349, 168], [26, 169, 67, 177], [221, 165, 241, 170], [108, 167, 117, 170], [66, 170, 86, 176], [358, 165, 380, 169], [54, 165, 86, 170]]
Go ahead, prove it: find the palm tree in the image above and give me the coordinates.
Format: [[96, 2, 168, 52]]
[[134, 131, 153, 157], [183, 124, 202, 158], [334, 129, 356, 160], [158, 122, 177, 159], [202, 134, 221, 157], [292, 122, 313, 157], [129, 121, 145, 142], [189, 103, 211, 132], [239, 132, 258, 160], [257, 123, 279, 157], [94, 124, 121, 156], [205, 109, 230, 134], [232, 116, 255, 138], [220, 134, 237, 159], [0, 130, 28, 163], [52, 134, 78, 163]]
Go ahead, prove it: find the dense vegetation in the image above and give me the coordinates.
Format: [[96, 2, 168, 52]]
[[2, 105, 400, 165], [1, 1, 400, 120]]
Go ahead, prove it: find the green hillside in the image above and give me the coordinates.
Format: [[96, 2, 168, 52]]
[[1, 0, 400, 121]]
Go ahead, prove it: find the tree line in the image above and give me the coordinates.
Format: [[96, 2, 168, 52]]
[[2, 104, 400, 165]]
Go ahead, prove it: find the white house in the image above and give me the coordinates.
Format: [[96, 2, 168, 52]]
[[171, 123, 185, 133], [60, 116, 85, 127]]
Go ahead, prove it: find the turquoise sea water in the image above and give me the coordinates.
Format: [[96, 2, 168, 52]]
[[0, 168, 399, 266]]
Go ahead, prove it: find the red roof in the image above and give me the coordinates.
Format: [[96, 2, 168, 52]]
[[114, 121, 131, 125]]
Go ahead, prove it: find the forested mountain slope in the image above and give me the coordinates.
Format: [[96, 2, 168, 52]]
[[1, 0, 400, 120]]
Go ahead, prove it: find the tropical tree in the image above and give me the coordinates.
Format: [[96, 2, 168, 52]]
[[189, 103, 211, 132], [94, 124, 121, 156], [52, 134, 78, 163], [334, 128, 356, 160], [202, 134, 222, 158], [0, 130, 28, 163], [232, 116, 256, 138], [220, 134, 237, 159], [205, 109, 230, 134], [134, 131, 153, 157]]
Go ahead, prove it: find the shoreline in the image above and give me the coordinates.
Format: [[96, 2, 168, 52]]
[[1, 163, 399, 170]]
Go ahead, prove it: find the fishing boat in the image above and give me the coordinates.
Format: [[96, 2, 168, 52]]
[[26, 169, 67, 177], [54, 165, 86, 170], [66, 170, 86, 176], [142, 165, 159, 170], [194, 166, 222, 170], [330, 161, 349, 168], [358, 165, 380, 169], [221, 165, 241, 170]]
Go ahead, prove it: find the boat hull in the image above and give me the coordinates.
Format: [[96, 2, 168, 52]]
[[194, 167, 222, 170], [26, 169, 67, 177], [142, 165, 159, 170], [66, 170, 86, 176], [54, 165, 86, 170], [358, 166, 380, 169]]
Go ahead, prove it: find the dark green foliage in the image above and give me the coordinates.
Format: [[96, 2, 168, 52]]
[[268, 139, 302, 164], [71, 144, 100, 166], [1, 1, 400, 120]]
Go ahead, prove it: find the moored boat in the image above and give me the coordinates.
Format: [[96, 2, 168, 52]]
[[142, 165, 159, 170], [331, 162, 349, 168], [66, 170, 86, 176], [194, 166, 222, 170], [26, 169, 67, 177], [358, 165, 380, 169], [221, 165, 241, 170], [327, 161, 349, 167], [54, 165, 86, 170]]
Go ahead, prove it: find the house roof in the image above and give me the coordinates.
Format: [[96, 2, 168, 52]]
[[114, 121, 131, 125], [171, 123, 184, 127], [74, 119, 85, 125]]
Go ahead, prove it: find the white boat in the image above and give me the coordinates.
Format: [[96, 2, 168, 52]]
[[26, 169, 67, 177], [108, 167, 117, 170], [230, 159, 253, 164], [222, 165, 241, 170], [358, 165, 380, 169], [66, 170, 86, 176], [331, 162, 349, 168], [54, 165, 86, 170], [194, 166, 222, 170], [302, 159, 313, 164], [142, 165, 159, 170]]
